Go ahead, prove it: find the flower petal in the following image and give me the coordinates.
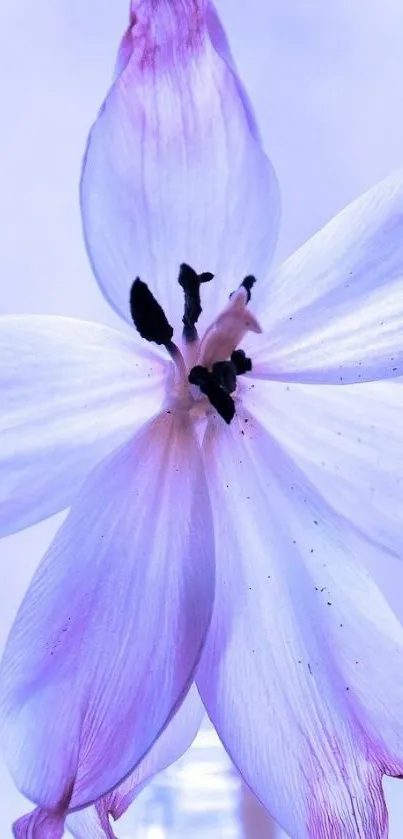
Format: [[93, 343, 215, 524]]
[[0, 411, 214, 830], [66, 686, 204, 839], [80, 1, 279, 329], [68, 805, 113, 839], [252, 168, 403, 384], [0, 315, 167, 537], [197, 409, 403, 838], [242, 378, 403, 558], [13, 808, 65, 839]]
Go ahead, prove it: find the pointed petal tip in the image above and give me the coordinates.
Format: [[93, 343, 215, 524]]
[[13, 807, 65, 839], [123, 0, 208, 69], [81, 1, 279, 329]]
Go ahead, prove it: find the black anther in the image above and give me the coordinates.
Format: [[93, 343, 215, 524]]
[[229, 274, 257, 302], [241, 275, 257, 302], [189, 365, 235, 424], [130, 279, 173, 346], [231, 349, 253, 375], [178, 263, 214, 342], [188, 365, 211, 389], [212, 361, 237, 394]]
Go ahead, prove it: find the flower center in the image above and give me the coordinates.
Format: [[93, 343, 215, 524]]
[[129, 264, 262, 423]]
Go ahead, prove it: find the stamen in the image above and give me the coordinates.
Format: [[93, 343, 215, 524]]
[[130, 279, 188, 398], [189, 365, 235, 425], [178, 263, 214, 343], [211, 361, 237, 394], [166, 340, 188, 388], [130, 279, 173, 345], [231, 349, 252, 375], [240, 275, 256, 302], [129, 270, 258, 425], [229, 274, 256, 302]]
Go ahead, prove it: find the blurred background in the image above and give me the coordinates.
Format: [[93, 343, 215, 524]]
[[1, 0, 403, 835]]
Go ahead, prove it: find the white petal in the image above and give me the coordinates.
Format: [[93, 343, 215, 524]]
[[81, 2, 279, 330], [0, 316, 167, 536], [197, 410, 403, 838], [0, 412, 214, 821], [242, 378, 403, 558], [67, 807, 107, 839], [252, 168, 403, 384]]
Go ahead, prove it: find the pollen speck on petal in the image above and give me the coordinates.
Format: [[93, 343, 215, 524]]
[[198, 410, 401, 839]]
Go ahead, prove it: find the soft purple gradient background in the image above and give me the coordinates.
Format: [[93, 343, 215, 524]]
[[1, 1, 403, 835]]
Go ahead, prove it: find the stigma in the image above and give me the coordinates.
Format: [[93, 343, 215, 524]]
[[197, 284, 262, 369], [129, 265, 261, 423]]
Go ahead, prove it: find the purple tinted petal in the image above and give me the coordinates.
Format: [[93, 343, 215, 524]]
[[243, 379, 403, 558], [205, 3, 262, 144], [13, 806, 65, 838], [197, 409, 403, 838], [0, 315, 167, 536], [106, 684, 203, 820], [252, 168, 403, 384], [81, 1, 279, 330], [0, 412, 214, 828], [67, 803, 115, 839], [66, 686, 204, 838]]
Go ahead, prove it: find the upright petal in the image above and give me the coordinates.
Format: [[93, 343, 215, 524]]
[[252, 168, 403, 384], [205, 2, 263, 144], [197, 410, 403, 839], [66, 686, 204, 839], [0, 315, 167, 537], [81, 0, 279, 330], [0, 411, 214, 834], [242, 378, 403, 559]]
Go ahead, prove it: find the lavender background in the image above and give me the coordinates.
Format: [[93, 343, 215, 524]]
[[1, 0, 403, 835]]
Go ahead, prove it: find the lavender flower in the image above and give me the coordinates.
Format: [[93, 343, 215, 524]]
[[1, 2, 402, 838]]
